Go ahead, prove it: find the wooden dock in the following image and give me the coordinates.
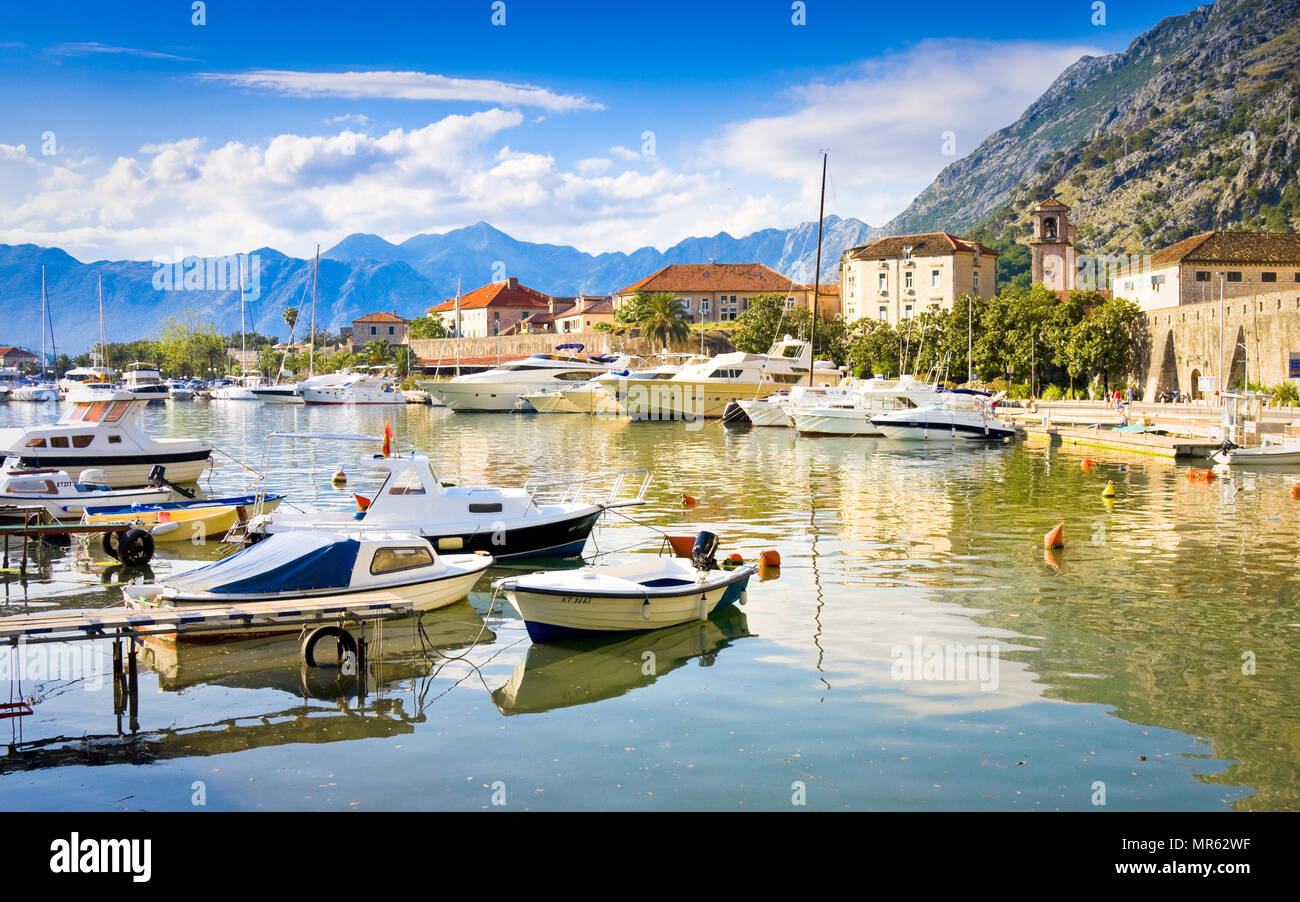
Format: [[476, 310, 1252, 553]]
[[0, 595, 421, 646], [1021, 424, 1219, 459]]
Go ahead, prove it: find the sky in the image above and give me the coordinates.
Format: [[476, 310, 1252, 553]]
[[0, 0, 1204, 262]]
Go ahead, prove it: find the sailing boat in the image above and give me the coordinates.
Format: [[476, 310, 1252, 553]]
[[211, 255, 260, 401], [252, 254, 309, 404], [60, 275, 116, 397], [11, 266, 61, 401]]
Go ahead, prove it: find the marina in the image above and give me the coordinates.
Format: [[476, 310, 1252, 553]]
[[1, 398, 1298, 811]]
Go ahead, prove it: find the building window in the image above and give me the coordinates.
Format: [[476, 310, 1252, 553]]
[[878, 273, 887, 291], [1294, 272, 1300, 282], [1262, 272, 1277, 283], [903, 245, 913, 260], [1151, 274, 1165, 292], [1195, 271, 1210, 282], [371, 326, 377, 335], [388, 326, 395, 334], [904, 271, 913, 289], [700, 299, 709, 313], [931, 269, 941, 288], [785, 297, 796, 310], [1227, 271, 1242, 282], [904, 304, 913, 319], [973, 272, 980, 293], [879, 305, 887, 319]]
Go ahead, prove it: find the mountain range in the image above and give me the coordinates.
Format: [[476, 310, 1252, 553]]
[[0, 215, 874, 354]]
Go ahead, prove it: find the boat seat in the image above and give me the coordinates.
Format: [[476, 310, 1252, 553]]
[[639, 577, 695, 588]]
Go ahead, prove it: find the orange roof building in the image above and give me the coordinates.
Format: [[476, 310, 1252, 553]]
[[429, 278, 556, 337], [614, 263, 825, 323]]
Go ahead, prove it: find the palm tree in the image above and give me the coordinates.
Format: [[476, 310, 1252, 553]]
[[638, 292, 691, 350], [364, 339, 395, 365], [283, 306, 299, 349]]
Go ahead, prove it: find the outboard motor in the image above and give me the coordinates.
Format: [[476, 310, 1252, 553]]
[[147, 464, 196, 499], [691, 530, 719, 572]]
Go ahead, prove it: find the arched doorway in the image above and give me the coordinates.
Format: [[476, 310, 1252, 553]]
[[1190, 369, 1202, 400]]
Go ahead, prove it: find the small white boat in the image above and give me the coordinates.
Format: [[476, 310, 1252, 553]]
[[123, 529, 492, 609], [249, 383, 303, 403], [789, 375, 948, 437], [1213, 444, 1300, 465], [1211, 391, 1300, 466], [428, 352, 617, 412], [871, 393, 1014, 442], [0, 465, 175, 520], [167, 381, 196, 401], [494, 531, 756, 643], [59, 366, 114, 395], [210, 376, 262, 401], [0, 389, 212, 487], [9, 382, 60, 402]]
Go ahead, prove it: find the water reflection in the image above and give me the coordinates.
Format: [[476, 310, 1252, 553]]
[[493, 606, 752, 715]]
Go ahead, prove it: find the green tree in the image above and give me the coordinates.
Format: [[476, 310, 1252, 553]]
[[847, 319, 900, 378], [408, 315, 447, 340], [615, 290, 657, 325], [731, 293, 798, 354], [637, 292, 691, 350], [363, 339, 395, 365], [1064, 296, 1146, 395]]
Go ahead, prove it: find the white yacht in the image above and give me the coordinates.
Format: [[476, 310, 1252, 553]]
[[8, 381, 60, 402], [623, 337, 838, 421], [58, 366, 114, 395], [210, 376, 262, 401], [731, 381, 857, 428], [299, 366, 404, 405], [250, 383, 304, 404], [122, 362, 170, 401], [427, 354, 617, 412], [246, 452, 649, 560], [0, 464, 175, 520], [0, 389, 213, 486], [789, 376, 948, 437], [870, 392, 1014, 442]]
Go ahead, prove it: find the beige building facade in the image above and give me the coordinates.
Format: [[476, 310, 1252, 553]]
[[1118, 232, 1300, 312], [614, 263, 831, 323], [840, 233, 997, 324]]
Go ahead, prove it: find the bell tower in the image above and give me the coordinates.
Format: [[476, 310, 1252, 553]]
[[1030, 199, 1076, 291]]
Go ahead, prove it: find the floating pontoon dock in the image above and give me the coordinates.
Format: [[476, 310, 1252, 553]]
[[1021, 424, 1219, 459]]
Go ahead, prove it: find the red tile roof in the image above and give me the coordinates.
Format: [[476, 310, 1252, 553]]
[[353, 311, 408, 324], [845, 233, 998, 261], [0, 346, 36, 359], [1148, 231, 1300, 267], [559, 296, 614, 318], [429, 280, 553, 312], [618, 263, 799, 295]]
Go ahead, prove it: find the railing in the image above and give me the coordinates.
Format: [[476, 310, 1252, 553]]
[[522, 468, 651, 512]]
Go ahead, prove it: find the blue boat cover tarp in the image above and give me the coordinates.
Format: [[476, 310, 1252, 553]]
[[205, 538, 361, 595]]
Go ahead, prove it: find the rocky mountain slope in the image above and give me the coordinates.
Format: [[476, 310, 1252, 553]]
[[890, 0, 1300, 260]]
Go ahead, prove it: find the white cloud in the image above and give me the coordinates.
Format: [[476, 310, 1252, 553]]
[[0, 109, 752, 259], [47, 42, 196, 62], [200, 69, 603, 113], [711, 39, 1103, 226]]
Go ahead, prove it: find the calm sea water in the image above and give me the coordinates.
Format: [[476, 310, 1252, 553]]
[[0, 398, 1297, 811]]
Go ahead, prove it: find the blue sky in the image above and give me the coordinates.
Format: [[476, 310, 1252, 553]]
[[0, 0, 1203, 261]]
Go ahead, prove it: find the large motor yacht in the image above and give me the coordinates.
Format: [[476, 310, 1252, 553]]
[[870, 391, 1014, 442], [299, 367, 405, 405], [122, 362, 170, 401], [0, 389, 213, 486], [622, 337, 838, 421], [426, 354, 618, 412]]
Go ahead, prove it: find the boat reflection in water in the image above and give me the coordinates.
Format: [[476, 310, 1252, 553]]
[[0, 602, 494, 775], [493, 605, 751, 716]]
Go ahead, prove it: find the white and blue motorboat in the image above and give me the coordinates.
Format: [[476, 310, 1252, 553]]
[[494, 531, 756, 643], [123, 529, 493, 609], [870, 391, 1014, 442]]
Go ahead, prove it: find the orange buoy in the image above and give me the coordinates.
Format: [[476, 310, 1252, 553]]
[[1188, 468, 1215, 482], [681, 494, 697, 508], [354, 493, 372, 512], [727, 552, 744, 564], [1043, 522, 1064, 549], [1043, 548, 1062, 571], [1290, 486, 1300, 500], [1080, 459, 1094, 471], [758, 549, 781, 568]]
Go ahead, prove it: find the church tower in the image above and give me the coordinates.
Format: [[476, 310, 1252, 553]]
[[1029, 199, 1076, 291]]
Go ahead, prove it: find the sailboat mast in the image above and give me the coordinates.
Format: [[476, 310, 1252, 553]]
[[98, 274, 105, 371], [809, 152, 827, 387], [40, 265, 47, 380], [310, 244, 319, 377], [238, 255, 246, 379]]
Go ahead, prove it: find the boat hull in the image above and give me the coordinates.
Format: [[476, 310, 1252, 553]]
[[736, 398, 792, 427], [430, 380, 555, 412], [874, 421, 1014, 442], [522, 393, 582, 414], [622, 381, 782, 421], [1212, 445, 1300, 465], [791, 409, 884, 437], [506, 568, 754, 643], [8, 450, 212, 488]]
